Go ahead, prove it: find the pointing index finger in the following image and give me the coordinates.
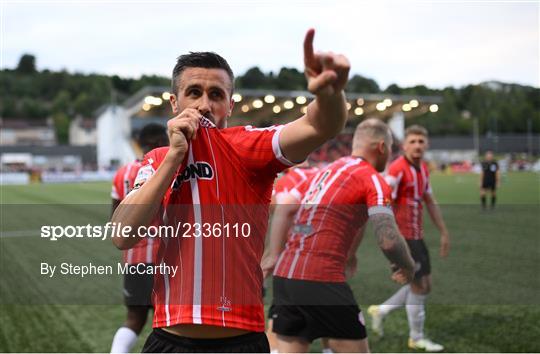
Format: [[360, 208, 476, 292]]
[[303, 28, 316, 68]]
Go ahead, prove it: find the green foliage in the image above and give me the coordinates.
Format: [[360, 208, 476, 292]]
[[16, 54, 37, 74], [53, 112, 70, 144], [1, 54, 538, 136], [347, 74, 380, 93]]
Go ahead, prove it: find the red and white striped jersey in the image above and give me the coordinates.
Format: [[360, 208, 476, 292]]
[[384, 156, 432, 240], [273, 167, 319, 203], [132, 118, 292, 332], [273, 156, 393, 283], [112, 161, 159, 264]]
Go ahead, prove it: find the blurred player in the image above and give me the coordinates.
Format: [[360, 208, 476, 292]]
[[268, 119, 415, 353], [110, 123, 168, 353], [368, 125, 450, 352], [112, 29, 351, 353], [480, 150, 499, 210], [264, 163, 321, 352]]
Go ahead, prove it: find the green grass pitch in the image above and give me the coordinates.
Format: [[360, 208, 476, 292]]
[[1, 172, 539, 352]]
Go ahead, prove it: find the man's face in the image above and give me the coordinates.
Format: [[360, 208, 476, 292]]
[[485, 151, 494, 161], [403, 133, 427, 160], [169, 67, 234, 129]]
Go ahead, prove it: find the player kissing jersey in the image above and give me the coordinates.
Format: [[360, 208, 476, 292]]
[[273, 156, 392, 283], [132, 117, 293, 332], [384, 156, 432, 240], [112, 161, 159, 265]]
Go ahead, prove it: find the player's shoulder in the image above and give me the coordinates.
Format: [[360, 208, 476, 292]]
[[143, 147, 170, 165], [114, 164, 128, 178], [389, 155, 407, 169]]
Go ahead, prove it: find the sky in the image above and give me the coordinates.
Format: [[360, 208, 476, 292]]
[[2, 0, 538, 89]]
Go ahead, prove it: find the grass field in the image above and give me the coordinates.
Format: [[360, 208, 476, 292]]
[[1, 172, 539, 352]]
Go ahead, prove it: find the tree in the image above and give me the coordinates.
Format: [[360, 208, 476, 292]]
[[16, 54, 37, 74], [236, 67, 268, 89], [347, 75, 380, 93]]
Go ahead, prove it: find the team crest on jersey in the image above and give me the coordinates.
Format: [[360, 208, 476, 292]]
[[133, 164, 155, 189], [172, 162, 214, 189]]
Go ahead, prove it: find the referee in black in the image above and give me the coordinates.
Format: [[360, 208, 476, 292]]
[[480, 150, 500, 210]]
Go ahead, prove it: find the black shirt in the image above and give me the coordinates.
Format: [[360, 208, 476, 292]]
[[481, 160, 499, 184]]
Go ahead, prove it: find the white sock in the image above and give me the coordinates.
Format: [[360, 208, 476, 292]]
[[379, 285, 410, 316], [406, 292, 426, 341], [110, 327, 138, 353], [270, 350, 279, 354], [322, 349, 334, 353]]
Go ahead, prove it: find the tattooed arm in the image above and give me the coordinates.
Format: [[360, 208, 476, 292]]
[[369, 213, 415, 282]]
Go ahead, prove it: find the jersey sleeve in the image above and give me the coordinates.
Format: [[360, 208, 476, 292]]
[[289, 176, 311, 203], [229, 124, 295, 175], [131, 148, 167, 193], [111, 166, 125, 200], [384, 160, 403, 200], [366, 173, 393, 216]]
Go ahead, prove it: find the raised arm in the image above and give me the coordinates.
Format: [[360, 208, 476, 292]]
[[369, 213, 415, 283], [279, 29, 350, 163]]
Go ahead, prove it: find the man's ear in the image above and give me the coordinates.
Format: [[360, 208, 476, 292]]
[[169, 94, 178, 115], [228, 99, 235, 117], [378, 140, 386, 154]]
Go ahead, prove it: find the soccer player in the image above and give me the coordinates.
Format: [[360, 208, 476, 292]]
[[111, 28, 351, 353], [110, 123, 168, 353], [368, 125, 450, 352], [264, 163, 320, 352], [480, 150, 499, 210], [268, 119, 415, 353]]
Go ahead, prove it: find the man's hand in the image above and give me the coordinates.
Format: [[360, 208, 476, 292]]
[[391, 266, 414, 284], [261, 254, 279, 279], [440, 232, 450, 258], [304, 28, 350, 97], [345, 255, 358, 280], [166, 108, 201, 161]]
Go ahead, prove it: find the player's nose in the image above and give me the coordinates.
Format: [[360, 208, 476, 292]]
[[197, 94, 211, 116]]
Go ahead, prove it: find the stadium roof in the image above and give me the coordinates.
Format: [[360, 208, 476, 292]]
[[123, 86, 443, 128]]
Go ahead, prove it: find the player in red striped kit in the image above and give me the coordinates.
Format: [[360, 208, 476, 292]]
[[368, 125, 450, 352], [110, 124, 168, 353], [265, 163, 320, 352], [267, 119, 415, 353], [272, 163, 320, 205], [112, 28, 351, 352]]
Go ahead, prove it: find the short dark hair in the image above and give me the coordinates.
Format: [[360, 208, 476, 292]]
[[138, 123, 168, 153], [405, 125, 428, 138], [171, 52, 234, 95]]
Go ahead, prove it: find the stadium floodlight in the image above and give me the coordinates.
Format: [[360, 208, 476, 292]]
[[356, 98, 364, 106], [152, 97, 163, 106], [383, 98, 392, 107], [264, 94, 276, 103], [232, 93, 242, 102], [301, 106, 308, 114], [346, 102, 352, 111], [376, 102, 386, 111], [273, 105, 281, 114], [354, 107, 363, 116], [252, 99, 264, 109], [296, 96, 307, 104], [402, 103, 412, 112], [162, 92, 171, 100], [283, 100, 294, 109], [409, 99, 419, 108], [144, 96, 154, 105], [142, 103, 151, 111], [429, 104, 439, 113], [241, 104, 250, 112]]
